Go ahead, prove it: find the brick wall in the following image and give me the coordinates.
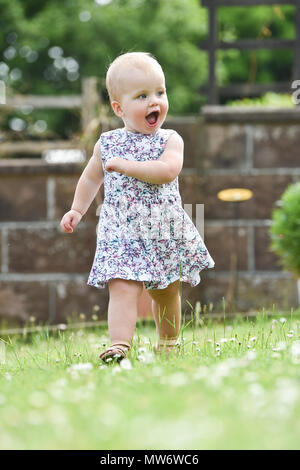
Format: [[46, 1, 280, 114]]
[[0, 108, 299, 324]]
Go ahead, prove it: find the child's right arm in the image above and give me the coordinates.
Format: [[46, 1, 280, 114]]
[[60, 139, 104, 233]]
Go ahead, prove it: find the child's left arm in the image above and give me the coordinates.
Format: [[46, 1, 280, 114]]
[[105, 132, 184, 184]]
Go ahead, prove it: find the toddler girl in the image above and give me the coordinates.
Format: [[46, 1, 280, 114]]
[[60, 52, 215, 362]]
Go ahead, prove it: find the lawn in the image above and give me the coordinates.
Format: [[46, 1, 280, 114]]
[[1, 312, 300, 450]]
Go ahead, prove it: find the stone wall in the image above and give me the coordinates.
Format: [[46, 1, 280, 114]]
[[197, 106, 300, 313], [0, 108, 299, 324], [0, 159, 104, 324]]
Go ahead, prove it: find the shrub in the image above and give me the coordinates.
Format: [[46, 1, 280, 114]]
[[270, 182, 300, 278]]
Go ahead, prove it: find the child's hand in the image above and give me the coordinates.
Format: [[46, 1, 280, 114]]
[[105, 157, 127, 175], [60, 209, 82, 234]]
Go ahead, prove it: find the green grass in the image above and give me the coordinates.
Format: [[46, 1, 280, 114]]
[[1, 313, 300, 450]]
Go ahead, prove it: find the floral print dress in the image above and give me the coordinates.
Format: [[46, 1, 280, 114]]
[[87, 128, 215, 290]]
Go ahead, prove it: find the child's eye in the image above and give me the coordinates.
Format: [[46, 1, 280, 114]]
[[137, 94, 147, 99], [157, 90, 165, 96]]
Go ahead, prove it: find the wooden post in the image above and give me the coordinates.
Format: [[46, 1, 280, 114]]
[[295, 0, 300, 107], [81, 77, 103, 212], [208, 1, 218, 104], [201, 0, 296, 102], [81, 77, 101, 136]]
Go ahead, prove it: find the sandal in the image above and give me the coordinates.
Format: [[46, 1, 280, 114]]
[[153, 338, 180, 355], [99, 341, 131, 363]]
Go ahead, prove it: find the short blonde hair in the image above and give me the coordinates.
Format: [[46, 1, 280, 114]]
[[106, 52, 164, 102]]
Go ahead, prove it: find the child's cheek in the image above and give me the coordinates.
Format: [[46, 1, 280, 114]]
[[136, 104, 146, 121]]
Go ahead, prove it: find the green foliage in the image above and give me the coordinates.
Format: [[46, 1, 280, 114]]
[[270, 182, 300, 278], [218, 4, 296, 86], [227, 92, 294, 107]]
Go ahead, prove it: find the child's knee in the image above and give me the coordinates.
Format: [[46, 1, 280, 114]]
[[108, 278, 143, 297], [149, 279, 180, 300]]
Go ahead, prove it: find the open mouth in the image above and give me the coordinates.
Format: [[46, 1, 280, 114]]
[[146, 111, 159, 126]]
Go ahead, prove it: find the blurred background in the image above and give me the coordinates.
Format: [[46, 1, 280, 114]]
[[0, 0, 300, 326], [0, 0, 296, 140]]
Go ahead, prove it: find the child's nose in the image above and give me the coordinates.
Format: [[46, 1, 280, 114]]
[[149, 94, 159, 106]]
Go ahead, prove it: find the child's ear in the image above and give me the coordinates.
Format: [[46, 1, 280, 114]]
[[111, 100, 123, 118]]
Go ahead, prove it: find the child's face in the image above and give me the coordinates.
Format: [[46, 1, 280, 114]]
[[111, 65, 169, 134]]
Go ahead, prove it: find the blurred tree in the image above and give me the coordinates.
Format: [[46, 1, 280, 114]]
[[0, 0, 296, 140], [217, 4, 295, 87], [0, 0, 208, 114]]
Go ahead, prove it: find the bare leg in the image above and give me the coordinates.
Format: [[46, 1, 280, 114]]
[[107, 278, 144, 345], [147, 279, 181, 340]]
